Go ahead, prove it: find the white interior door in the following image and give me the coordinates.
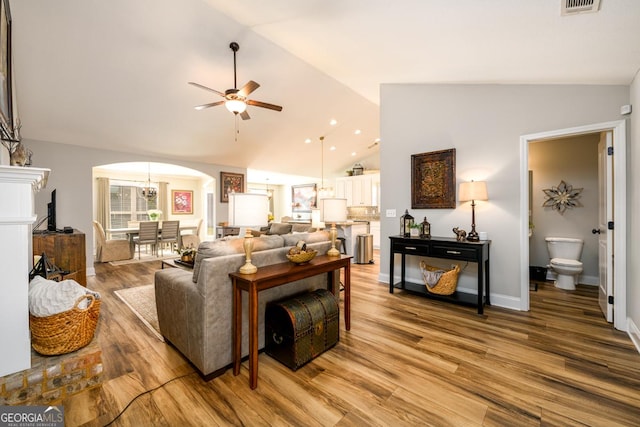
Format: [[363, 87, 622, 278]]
[[597, 132, 613, 322]]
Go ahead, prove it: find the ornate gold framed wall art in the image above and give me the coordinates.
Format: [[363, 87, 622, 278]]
[[411, 148, 456, 209]]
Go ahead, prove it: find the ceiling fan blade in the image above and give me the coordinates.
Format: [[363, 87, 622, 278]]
[[194, 100, 225, 110], [188, 82, 225, 97], [240, 110, 251, 120], [247, 99, 283, 112], [238, 80, 260, 97]]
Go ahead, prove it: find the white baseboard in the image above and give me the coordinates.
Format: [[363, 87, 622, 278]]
[[628, 318, 640, 355]]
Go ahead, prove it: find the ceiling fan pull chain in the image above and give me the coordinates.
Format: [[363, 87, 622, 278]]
[[235, 115, 239, 142]]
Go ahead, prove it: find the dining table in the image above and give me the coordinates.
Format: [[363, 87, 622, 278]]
[[106, 222, 199, 248]]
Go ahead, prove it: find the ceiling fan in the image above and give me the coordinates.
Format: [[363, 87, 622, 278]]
[[188, 42, 283, 120]]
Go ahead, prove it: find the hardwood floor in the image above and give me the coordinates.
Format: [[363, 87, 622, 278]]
[[63, 253, 640, 426]]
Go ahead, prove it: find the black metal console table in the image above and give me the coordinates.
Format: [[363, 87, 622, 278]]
[[389, 236, 491, 314]]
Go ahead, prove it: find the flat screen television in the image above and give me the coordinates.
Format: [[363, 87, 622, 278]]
[[47, 189, 57, 232]]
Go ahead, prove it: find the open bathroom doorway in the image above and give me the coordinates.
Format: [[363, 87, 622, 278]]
[[521, 120, 627, 331]]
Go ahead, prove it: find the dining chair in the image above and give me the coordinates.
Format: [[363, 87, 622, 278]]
[[181, 219, 202, 250], [133, 221, 159, 259], [92, 220, 133, 262], [158, 220, 180, 255]]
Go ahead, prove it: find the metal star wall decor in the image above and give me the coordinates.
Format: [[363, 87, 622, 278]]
[[542, 180, 583, 215]]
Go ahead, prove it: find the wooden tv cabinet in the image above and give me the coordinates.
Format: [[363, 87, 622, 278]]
[[33, 230, 87, 286]]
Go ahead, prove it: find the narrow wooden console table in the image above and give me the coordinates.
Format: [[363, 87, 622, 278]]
[[230, 254, 352, 389], [389, 236, 490, 314]]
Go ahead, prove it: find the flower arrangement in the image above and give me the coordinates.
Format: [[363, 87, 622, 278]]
[[176, 244, 196, 262], [147, 209, 162, 221]]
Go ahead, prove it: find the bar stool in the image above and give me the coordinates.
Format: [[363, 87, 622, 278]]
[[336, 237, 347, 254]]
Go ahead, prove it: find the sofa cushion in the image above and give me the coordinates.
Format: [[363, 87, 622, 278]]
[[267, 223, 292, 235], [193, 234, 284, 282], [291, 223, 312, 233], [282, 230, 331, 247]]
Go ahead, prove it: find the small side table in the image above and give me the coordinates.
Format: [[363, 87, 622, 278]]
[[230, 254, 352, 389]]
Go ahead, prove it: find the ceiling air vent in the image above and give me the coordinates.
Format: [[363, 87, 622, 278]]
[[561, 0, 601, 15]]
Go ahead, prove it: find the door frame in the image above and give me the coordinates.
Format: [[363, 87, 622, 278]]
[[520, 120, 627, 331]]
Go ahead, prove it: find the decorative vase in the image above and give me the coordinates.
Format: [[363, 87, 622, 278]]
[[9, 142, 28, 166]]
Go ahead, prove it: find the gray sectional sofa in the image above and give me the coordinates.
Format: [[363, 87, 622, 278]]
[[154, 231, 335, 378]]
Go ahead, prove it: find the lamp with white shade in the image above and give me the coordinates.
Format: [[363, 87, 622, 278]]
[[229, 193, 269, 274], [311, 208, 324, 230], [458, 180, 488, 242], [320, 198, 347, 257]]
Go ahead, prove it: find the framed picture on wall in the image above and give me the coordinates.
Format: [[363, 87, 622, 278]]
[[171, 190, 193, 214], [220, 172, 244, 203], [291, 183, 317, 212], [411, 148, 456, 209]]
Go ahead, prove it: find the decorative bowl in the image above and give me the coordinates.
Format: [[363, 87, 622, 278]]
[[286, 249, 317, 264]]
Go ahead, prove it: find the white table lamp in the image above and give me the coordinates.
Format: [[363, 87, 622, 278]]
[[321, 198, 347, 257], [458, 180, 488, 242], [229, 193, 269, 274], [311, 208, 324, 230]]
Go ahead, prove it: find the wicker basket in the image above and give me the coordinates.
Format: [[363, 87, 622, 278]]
[[286, 249, 318, 264], [29, 294, 101, 356], [420, 262, 460, 295]]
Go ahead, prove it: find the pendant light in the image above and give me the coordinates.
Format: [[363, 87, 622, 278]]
[[266, 178, 273, 200], [142, 163, 157, 201], [317, 136, 333, 199]]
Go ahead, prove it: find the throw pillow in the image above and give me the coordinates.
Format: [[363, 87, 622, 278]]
[[283, 230, 330, 246], [192, 234, 285, 282], [267, 223, 292, 235], [291, 223, 311, 233]]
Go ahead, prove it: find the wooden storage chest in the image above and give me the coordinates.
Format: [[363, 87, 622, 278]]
[[265, 289, 339, 370]]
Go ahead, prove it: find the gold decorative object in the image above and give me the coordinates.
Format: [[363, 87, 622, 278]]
[[542, 180, 583, 214], [286, 249, 317, 264]]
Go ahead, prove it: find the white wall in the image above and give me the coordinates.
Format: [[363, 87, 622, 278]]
[[380, 84, 629, 308], [25, 138, 245, 274], [529, 134, 599, 283]]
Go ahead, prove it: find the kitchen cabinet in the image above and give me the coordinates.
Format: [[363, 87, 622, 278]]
[[369, 221, 380, 249], [335, 173, 379, 207]]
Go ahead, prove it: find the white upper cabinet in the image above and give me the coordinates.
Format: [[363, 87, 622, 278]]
[[335, 173, 379, 207]]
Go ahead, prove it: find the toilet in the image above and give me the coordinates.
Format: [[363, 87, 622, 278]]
[[545, 237, 584, 290]]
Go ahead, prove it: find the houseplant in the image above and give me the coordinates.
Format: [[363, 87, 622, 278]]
[[147, 209, 162, 221], [176, 245, 196, 263]]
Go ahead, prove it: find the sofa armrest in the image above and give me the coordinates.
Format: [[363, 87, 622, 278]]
[[155, 268, 202, 360]]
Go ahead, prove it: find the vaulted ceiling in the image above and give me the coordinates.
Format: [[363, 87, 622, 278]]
[[10, 0, 640, 180]]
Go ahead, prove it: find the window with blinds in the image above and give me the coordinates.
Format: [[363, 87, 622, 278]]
[[110, 184, 158, 229]]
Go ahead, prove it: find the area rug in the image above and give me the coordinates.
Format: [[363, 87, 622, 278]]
[[114, 285, 164, 342], [109, 253, 176, 266]]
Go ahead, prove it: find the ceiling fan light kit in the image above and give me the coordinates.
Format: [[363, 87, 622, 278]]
[[189, 42, 282, 120]]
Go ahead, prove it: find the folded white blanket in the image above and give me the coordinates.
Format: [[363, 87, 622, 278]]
[[29, 276, 100, 317], [423, 269, 445, 288]]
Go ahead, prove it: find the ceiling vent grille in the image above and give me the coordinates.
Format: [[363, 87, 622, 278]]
[[561, 0, 601, 15]]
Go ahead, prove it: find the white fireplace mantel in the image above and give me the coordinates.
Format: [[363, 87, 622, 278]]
[[0, 165, 50, 377]]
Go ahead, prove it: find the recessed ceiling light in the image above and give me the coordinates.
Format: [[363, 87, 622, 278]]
[[374, 138, 380, 142], [330, 146, 336, 151], [329, 119, 337, 126], [354, 129, 361, 135], [351, 152, 356, 156], [304, 138, 311, 144]]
